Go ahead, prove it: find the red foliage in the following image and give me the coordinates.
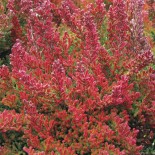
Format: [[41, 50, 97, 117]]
[[0, 0, 155, 154]]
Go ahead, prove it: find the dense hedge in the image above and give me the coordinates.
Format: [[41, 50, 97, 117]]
[[0, 0, 155, 154]]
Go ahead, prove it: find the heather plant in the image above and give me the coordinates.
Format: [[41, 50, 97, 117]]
[[0, 0, 155, 154]]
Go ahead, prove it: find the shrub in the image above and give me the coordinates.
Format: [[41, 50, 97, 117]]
[[0, 0, 155, 154]]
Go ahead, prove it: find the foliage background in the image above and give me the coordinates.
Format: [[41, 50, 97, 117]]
[[0, 0, 155, 154]]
